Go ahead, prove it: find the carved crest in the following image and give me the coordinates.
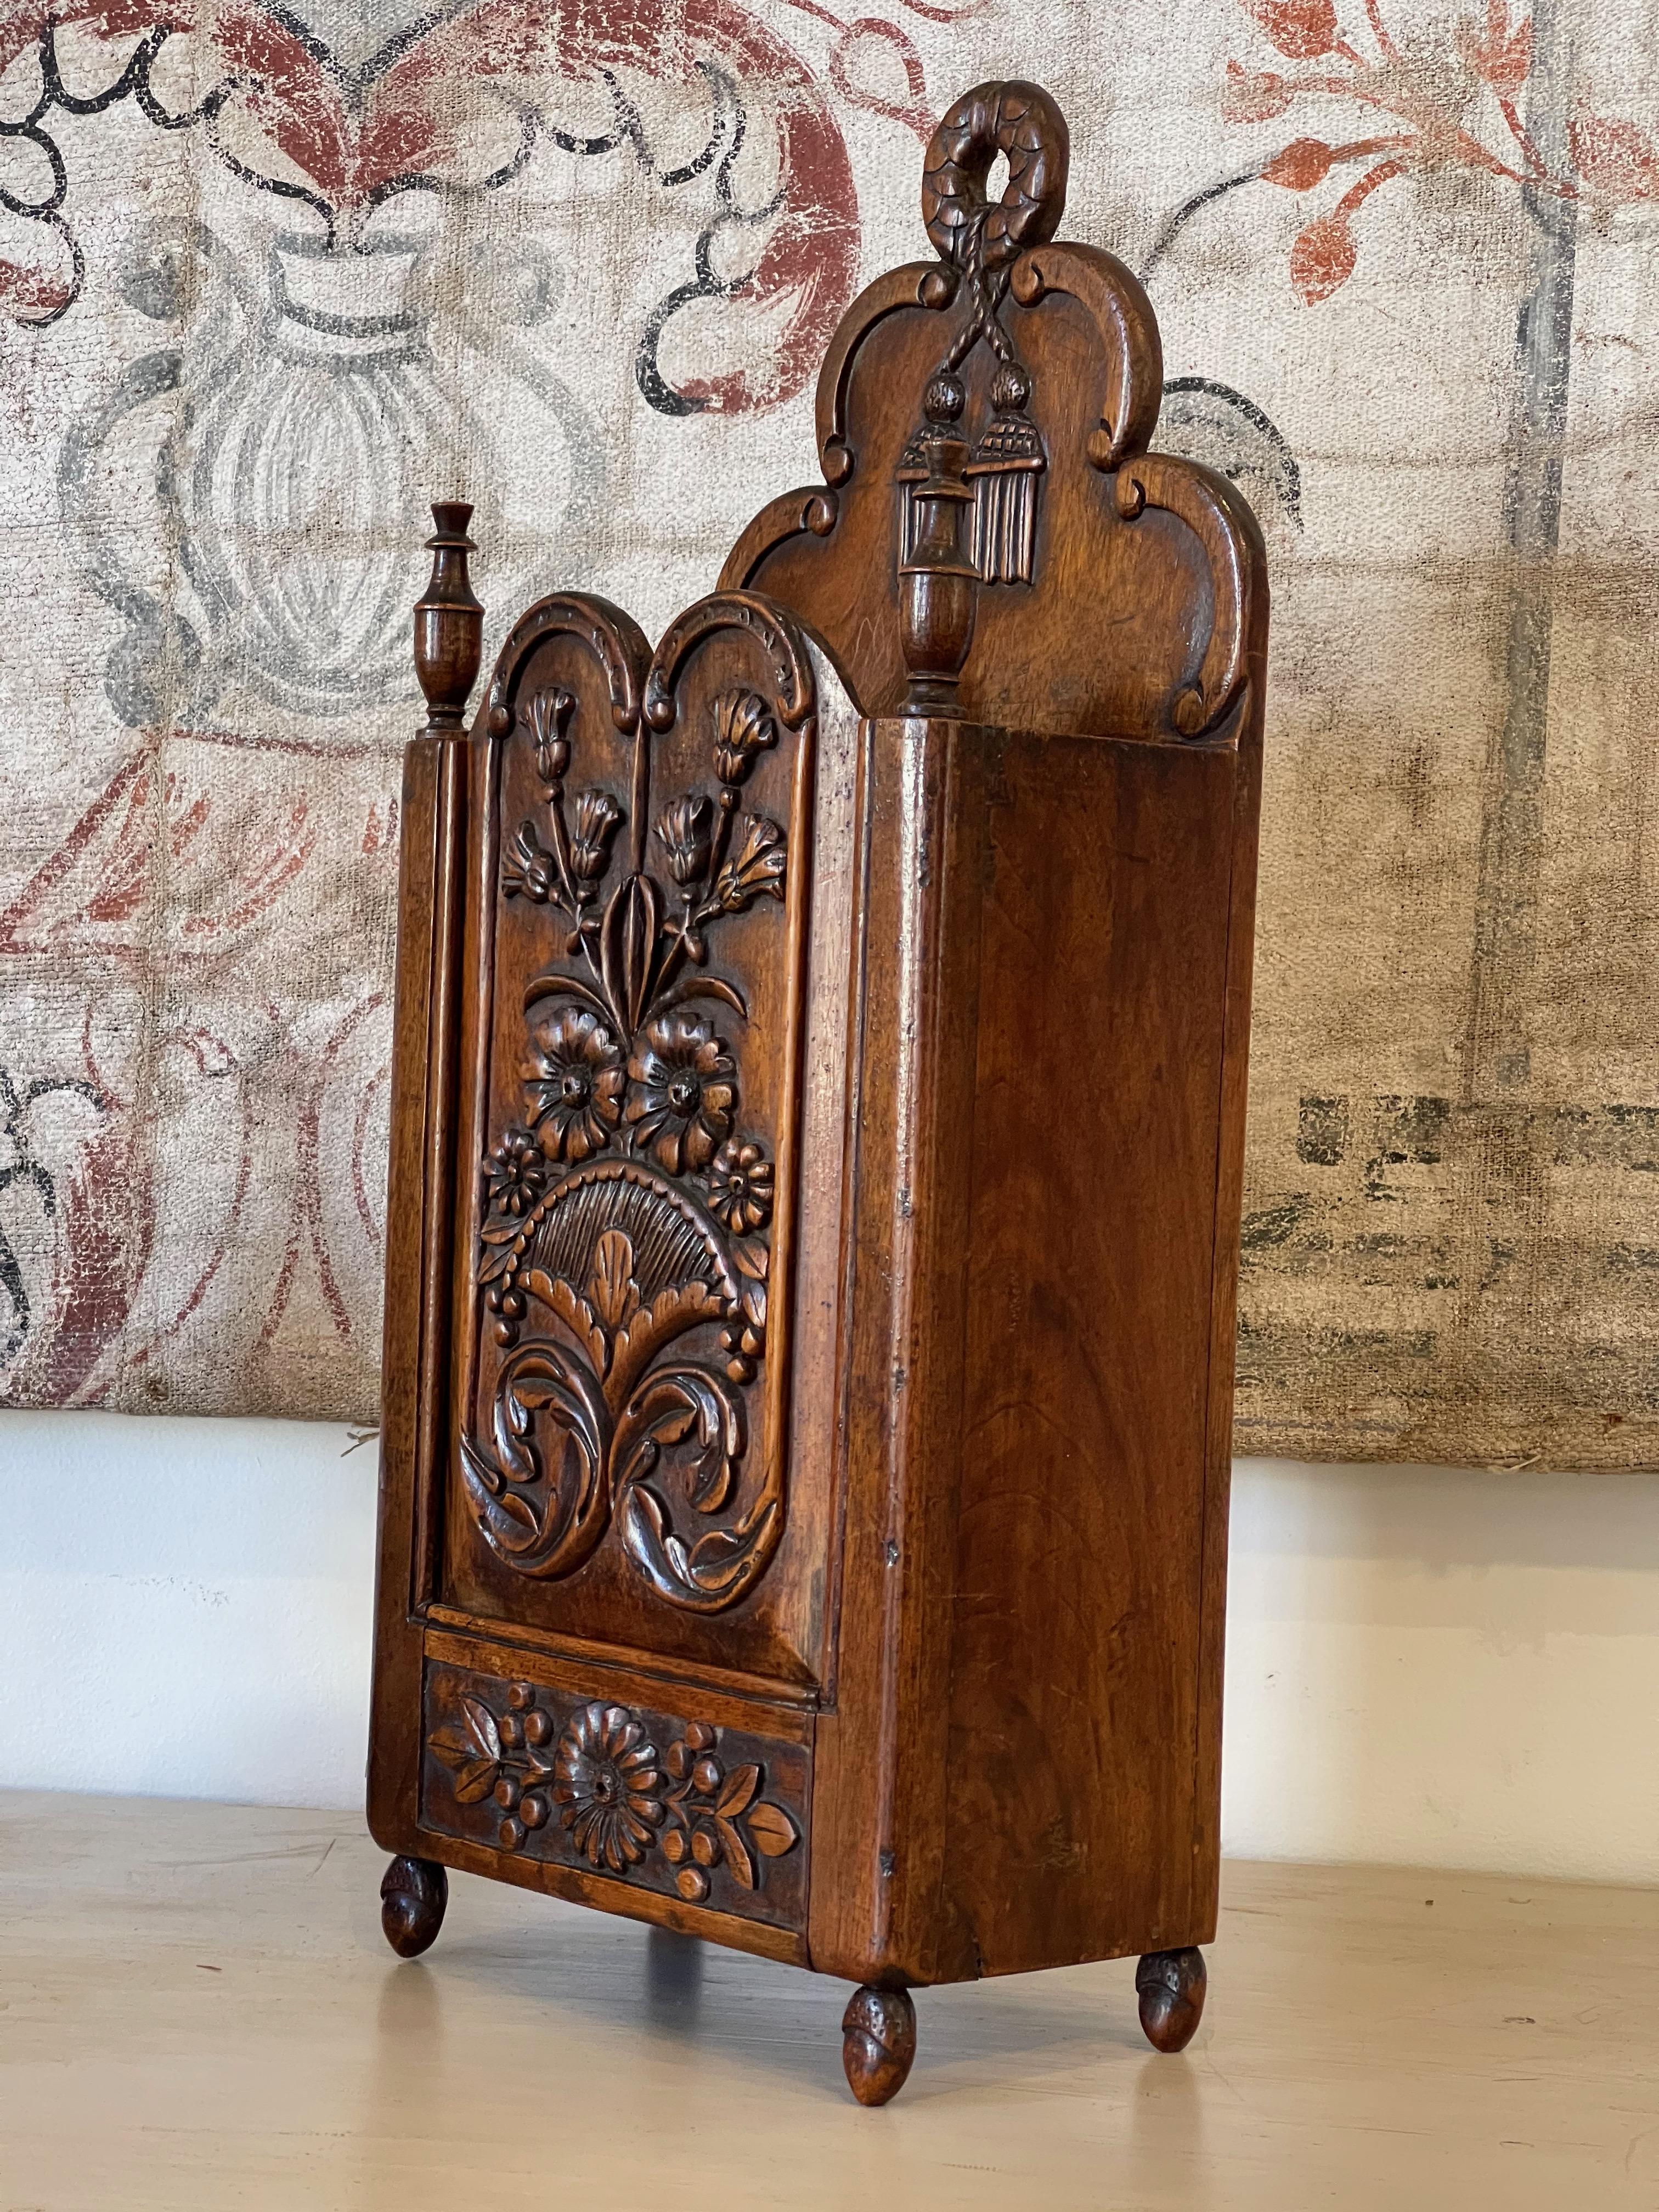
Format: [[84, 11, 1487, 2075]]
[[462, 617, 805, 1617], [896, 83, 1068, 591]]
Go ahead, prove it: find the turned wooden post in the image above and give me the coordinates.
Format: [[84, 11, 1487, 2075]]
[[413, 499, 484, 737]]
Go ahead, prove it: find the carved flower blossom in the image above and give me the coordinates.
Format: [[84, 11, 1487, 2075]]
[[553, 1701, 665, 1871], [503, 819, 558, 902], [569, 789, 623, 882], [705, 1137, 773, 1235], [625, 1013, 736, 1174], [527, 686, 573, 784], [714, 814, 786, 913], [521, 1008, 624, 1161], [711, 689, 776, 787], [654, 793, 714, 887], [484, 1126, 551, 1217]]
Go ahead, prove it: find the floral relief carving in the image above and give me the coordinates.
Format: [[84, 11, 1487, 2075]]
[[625, 1013, 737, 1174], [520, 1008, 625, 1164], [462, 676, 793, 1615], [425, 1679, 802, 1908]]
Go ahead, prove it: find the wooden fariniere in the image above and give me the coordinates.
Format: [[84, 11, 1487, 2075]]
[[369, 80, 1267, 2106]]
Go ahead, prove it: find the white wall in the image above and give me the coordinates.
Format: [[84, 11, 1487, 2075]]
[[2, 1409, 1656, 1886]]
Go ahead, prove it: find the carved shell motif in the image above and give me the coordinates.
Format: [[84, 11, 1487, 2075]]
[[465, 684, 787, 1615]]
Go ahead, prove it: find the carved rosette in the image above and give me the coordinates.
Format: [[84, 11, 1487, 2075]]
[[421, 1666, 806, 1926], [462, 599, 811, 1616]]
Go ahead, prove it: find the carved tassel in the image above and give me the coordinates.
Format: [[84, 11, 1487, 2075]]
[[895, 424, 930, 564], [967, 364, 1045, 586]]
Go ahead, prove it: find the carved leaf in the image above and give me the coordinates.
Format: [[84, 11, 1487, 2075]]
[[450, 1757, 503, 1805], [428, 1698, 506, 1804], [716, 1763, 759, 1820], [600, 871, 662, 1038], [747, 1800, 799, 1857], [715, 1816, 755, 1889], [732, 1238, 768, 1282], [614, 1365, 744, 1515], [459, 1342, 613, 1576], [608, 1282, 725, 1406], [588, 1229, 639, 1332], [422, 1716, 500, 1805], [620, 1484, 780, 1608], [685, 1499, 780, 1593], [535, 1274, 609, 1379], [459, 1695, 502, 1762], [458, 1440, 547, 1554], [458, 1430, 503, 1497], [658, 974, 748, 1019]]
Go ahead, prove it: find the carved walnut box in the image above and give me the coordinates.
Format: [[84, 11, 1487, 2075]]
[[368, 81, 1267, 2105]]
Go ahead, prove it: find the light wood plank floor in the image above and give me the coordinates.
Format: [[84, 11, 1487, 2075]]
[[2, 1791, 1656, 2209]]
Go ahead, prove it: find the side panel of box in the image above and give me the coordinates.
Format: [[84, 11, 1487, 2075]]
[[805, 715, 986, 1987], [368, 730, 458, 1854], [938, 724, 1244, 1976]]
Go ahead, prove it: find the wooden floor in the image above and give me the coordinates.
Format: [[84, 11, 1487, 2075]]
[[2, 1792, 1656, 2208]]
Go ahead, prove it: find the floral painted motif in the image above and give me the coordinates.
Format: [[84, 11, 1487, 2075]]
[[1227, 0, 1659, 303]]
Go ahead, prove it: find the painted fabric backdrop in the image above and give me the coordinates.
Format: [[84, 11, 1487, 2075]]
[[1, 0, 1656, 1466]]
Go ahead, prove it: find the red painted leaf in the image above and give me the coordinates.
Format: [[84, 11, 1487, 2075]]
[[1570, 114, 1659, 204], [1261, 137, 1335, 189], [1242, 0, 1339, 60], [1289, 210, 1357, 302], [1223, 60, 1294, 125]]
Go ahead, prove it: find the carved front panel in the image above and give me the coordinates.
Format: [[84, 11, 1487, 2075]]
[[440, 595, 853, 1689], [420, 1660, 810, 1934]]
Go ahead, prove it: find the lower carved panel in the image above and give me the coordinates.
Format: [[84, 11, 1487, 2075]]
[[419, 1660, 810, 1933]]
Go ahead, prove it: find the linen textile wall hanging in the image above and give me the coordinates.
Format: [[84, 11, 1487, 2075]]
[[1, 0, 1655, 1468]]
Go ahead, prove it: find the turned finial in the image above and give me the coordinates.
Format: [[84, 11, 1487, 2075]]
[[414, 500, 484, 737]]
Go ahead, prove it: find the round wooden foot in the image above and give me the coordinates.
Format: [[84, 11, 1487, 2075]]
[[1136, 1945, 1206, 2052], [841, 1984, 917, 2106], [380, 1855, 448, 1959]]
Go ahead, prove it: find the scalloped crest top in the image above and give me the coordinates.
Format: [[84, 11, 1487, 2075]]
[[720, 77, 1267, 748]]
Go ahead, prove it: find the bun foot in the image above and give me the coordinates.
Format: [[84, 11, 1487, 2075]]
[[380, 1855, 448, 1959], [1136, 1945, 1206, 2052], [841, 1984, 917, 2106]]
